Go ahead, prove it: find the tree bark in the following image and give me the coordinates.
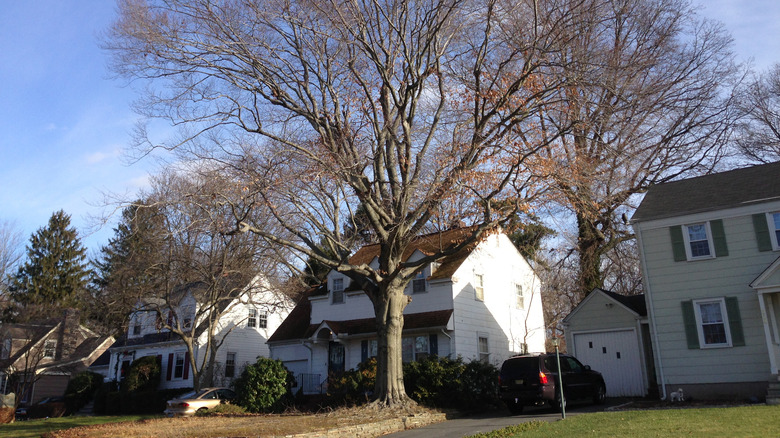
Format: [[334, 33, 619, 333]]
[[373, 278, 413, 406]]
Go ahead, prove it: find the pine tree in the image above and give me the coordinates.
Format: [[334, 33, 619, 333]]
[[9, 210, 90, 309]]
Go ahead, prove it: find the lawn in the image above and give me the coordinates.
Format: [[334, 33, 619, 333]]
[[0, 415, 152, 438], [471, 405, 780, 438]]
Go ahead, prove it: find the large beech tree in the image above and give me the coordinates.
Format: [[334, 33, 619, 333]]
[[106, 0, 583, 406]]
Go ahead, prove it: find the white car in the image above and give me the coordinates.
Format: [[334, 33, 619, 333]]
[[163, 387, 237, 416]]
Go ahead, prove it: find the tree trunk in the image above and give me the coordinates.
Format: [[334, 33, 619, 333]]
[[576, 213, 605, 302], [372, 279, 413, 406]]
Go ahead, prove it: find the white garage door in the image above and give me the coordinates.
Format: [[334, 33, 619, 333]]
[[573, 329, 644, 397]]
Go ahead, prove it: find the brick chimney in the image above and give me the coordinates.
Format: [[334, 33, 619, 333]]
[[57, 308, 81, 360]]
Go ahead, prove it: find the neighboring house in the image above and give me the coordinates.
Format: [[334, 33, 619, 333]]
[[562, 288, 655, 397], [632, 161, 780, 401], [269, 227, 546, 394], [107, 277, 294, 390], [0, 309, 114, 406]]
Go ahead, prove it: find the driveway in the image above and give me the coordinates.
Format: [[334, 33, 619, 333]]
[[386, 399, 624, 438]]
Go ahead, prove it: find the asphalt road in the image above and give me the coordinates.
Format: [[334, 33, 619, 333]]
[[385, 400, 622, 438]]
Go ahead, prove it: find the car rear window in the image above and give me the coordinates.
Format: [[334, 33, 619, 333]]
[[501, 357, 539, 376]]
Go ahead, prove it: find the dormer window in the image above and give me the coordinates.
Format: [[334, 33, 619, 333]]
[[412, 270, 427, 294], [43, 340, 57, 358], [332, 278, 344, 304]]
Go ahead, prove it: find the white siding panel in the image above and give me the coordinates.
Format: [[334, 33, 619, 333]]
[[574, 330, 644, 397]]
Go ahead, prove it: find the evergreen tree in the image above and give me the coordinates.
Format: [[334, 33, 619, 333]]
[[9, 210, 90, 310], [89, 203, 168, 334]]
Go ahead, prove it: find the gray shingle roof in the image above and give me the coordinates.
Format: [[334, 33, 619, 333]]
[[632, 161, 780, 223]]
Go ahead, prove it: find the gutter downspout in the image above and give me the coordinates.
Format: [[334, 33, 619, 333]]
[[636, 226, 668, 401], [302, 341, 314, 374]]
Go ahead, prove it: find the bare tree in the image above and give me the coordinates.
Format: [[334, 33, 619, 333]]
[[736, 63, 780, 163], [104, 0, 583, 406], [0, 220, 24, 312], [128, 167, 291, 391], [526, 0, 739, 301]]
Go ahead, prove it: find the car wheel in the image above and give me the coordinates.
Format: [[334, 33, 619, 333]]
[[506, 401, 524, 415], [593, 382, 606, 405], [197, 407, 208, 415], [553, 391, 566, 413]]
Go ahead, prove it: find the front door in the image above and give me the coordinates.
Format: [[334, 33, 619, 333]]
[[329, 342, 345, 374]]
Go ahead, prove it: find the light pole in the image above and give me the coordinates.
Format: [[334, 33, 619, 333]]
[[551, 337, 565, 419]]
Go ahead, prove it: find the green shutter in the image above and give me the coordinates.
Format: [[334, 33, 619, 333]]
[[710, 219, 729, 257], [753, 214, 773, 252], [681, 300, 700, 349], [725, 297, 745, 347], [670, 226, 687, 262]]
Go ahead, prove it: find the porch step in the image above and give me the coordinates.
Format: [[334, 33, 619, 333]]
[[767, 377, 780, 405], [74, 400, 94, 416]]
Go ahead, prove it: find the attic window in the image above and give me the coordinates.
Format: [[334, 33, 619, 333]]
[[475, 274, 484, 301], [43, 340, 56, 358], [515, 284, 524, 309], [412, 270, 427, 294], [133, 323, 141, 336], [332, 278, 344, 304], [247, 308, 258, 328]]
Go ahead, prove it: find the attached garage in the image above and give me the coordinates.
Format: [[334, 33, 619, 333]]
[[563, 288, 655, 397]]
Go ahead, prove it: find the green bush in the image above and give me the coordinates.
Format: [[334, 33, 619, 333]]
[[403, 356, 500, 411], [64, 371, 103, 414], [327, 358, 376, 405], [233, 358, 291, 413], [121, 356, 161, 393]]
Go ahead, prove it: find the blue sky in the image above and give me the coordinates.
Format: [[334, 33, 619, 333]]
[[1, 0, 779, 255]]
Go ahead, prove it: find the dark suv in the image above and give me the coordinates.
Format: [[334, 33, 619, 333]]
[[498, 353, 606, 414]]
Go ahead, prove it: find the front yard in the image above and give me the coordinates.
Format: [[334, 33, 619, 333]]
[[3, 404, 779, 438], [473, 404, 780, 438]]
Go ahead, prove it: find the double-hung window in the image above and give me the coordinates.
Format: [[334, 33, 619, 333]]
[[258, 311, 268, 329], [225, 352, 236, 378], [332, 278, 344, 304], [247, 308, 257, 328], [515, 284, 524, 309], [412, 270, 427, 294], [43, 340, 57, 358], [402, 335, 431, 362], [685, 223, 712, 259], [670, 219, 728, 261], [174, 352, 186, 379], [681, 297, 744, 349], [475, 274, 484, 301], [478, 334, 490, 363]]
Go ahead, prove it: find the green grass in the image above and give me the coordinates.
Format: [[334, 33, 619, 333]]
[[470, 405, 780, 438], [0, 415, 154, 438]]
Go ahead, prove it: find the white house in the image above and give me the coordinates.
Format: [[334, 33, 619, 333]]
[[268, 227, 546, 394], [632, 161, 780, 402], [107, 277, 293, 389]]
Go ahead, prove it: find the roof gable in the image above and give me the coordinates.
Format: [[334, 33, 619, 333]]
[[563, 288, 646, 324], [633, 161, 780, 223], [751, 255, 780, 291]]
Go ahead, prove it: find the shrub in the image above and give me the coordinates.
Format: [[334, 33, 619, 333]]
[[64, 371, 103, 414], [27, 401, 66, 419], [121, 356, 161, 393], [195, 403, 247, 416], [233, 358, 290, 413], [327, 358, 376, 405], [403, 356, 500, 411]]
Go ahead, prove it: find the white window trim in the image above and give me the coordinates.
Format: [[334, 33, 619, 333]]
[[412, 269, 427, 294], [477, 332, 490, 363], [332, 278, 345, 304], [247, 307, 257, 328], [173, 351, 186, 379], [258, 310, 268, 329], [683, 222, 715, 261], [693, 298, 732, 348], [475, 273, 484, 301], [767, 212, 780, 251], [515, 283, 524, 310], [225, 352, 237, 378], [43, 339, 57, 358]]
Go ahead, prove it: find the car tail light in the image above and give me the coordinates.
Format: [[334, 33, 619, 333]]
[[180, 402, 190, 407], [539, 372, 548, 385]]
